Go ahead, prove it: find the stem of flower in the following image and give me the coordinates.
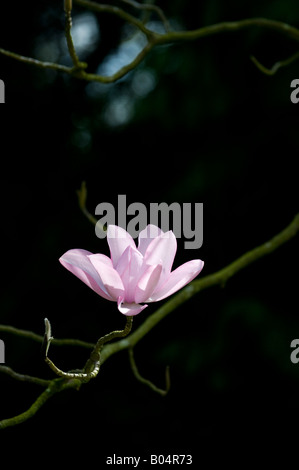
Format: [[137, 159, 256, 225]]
[[83, 316, 133, 374], [44, 316, 133, 382]]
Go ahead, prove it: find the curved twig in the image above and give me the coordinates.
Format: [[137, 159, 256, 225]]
[[44, 316, 133, 381], [120, 0, 171, 32], [128, 347, 170, 396], [76, 181, 100, 228], [251, 50, 299, 75]]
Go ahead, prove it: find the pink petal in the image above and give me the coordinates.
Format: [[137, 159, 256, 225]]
[[144, 230, 177, 288], [151, 259, 204, 302], [115, 245, 132, 277], [107, 225, 136, 267], [117, 296, 148, 316], [88, 254, 125, 301], [138, 224, 163, 256], [59, 249, 113, 300], [135, 263, 162, 304], [116, 247, 143, 303]]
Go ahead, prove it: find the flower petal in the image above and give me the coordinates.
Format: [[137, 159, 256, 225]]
[[135, 263, 162, 304], [116, 247, 143, 303], [117, 296, 148, 316], [115, 245, 131, 277], [59, 249, 113, 300], [138, 224, 163, 256], [88, 254, 125, 301], [107, 225, 136, 267], [151, 259, 204, 301], [144, 230, 177, 288]]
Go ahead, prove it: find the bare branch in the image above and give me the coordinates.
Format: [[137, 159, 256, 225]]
[[120, 0, 171, 32], [64, 3, 88, 73], [128, 347, 170, 396], [74, 0, 156, 39], [0, 47, 72, 74], [0, 378, 81, 429], [154, 17, 299, 45], [76, 181, 102, 229], [250, 50, 299, 75], [0, 366, 51, 387], [0, 323, 95, 349]]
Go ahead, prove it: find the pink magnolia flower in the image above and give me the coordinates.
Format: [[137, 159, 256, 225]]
[[59, 225, 204, 316]]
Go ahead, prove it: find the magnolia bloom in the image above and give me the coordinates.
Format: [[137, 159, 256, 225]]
[[59, 225, 204, 316]]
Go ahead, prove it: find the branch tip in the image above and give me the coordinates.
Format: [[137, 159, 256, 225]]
[[42, 318, 53, 357]]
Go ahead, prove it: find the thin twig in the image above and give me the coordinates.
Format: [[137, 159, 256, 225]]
[[0, 324, 95, 349], [250, 50, 299, 75], [128, 347, 170, 396], [64, 6, 88, 73], [0, 47, 72, 73], [0, 366, 51, 387], [120, 0, 171, 32], [76, 181, 102, 229], [74, 0, 156, 38]]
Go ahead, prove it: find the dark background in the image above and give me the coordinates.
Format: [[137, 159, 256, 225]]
[[0, 0, 299, 463]]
